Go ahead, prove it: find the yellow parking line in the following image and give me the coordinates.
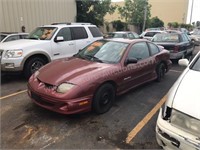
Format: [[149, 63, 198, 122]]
[[126, 95, 166, 144], [0, 90, 27, 100]]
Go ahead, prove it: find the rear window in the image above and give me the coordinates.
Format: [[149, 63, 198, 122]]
[[152, 33, 179, 43], [70, 27, 88, 40], [88, 27, 102, 37]]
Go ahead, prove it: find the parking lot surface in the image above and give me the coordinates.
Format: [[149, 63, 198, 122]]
[[1, 46, 199, 149]]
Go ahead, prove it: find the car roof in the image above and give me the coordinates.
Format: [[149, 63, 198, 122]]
[[0, 32, 28, 35], [41, 23, 97, 28], [104, 38, 148, 44]]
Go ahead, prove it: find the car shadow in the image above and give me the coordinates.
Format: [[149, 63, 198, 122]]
[[1, 73, 27, 84]]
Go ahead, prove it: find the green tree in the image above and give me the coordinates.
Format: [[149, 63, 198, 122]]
[[118, 0, 151, 32], [112, 20, 127, 31], [76, 0, 116, 27], [148, 16, 164, 28]]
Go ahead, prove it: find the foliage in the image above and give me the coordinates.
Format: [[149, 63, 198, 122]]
[[112, 20, 127, 31], [76, 0, 116, 27], [167, 22, 179, 28], [168, 22, 193, 30], [148, 16, 164, 28], [118, 0, 151, 32]]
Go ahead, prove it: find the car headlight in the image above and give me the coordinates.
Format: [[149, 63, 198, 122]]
[[56, 83, 75, 93], [4, 50, 23, 58], [170, 109, 200, 137]]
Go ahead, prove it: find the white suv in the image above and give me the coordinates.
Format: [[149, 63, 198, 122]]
[[0, 23, 103, 78]]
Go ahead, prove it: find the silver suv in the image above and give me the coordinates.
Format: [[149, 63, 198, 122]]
[[0, 23, 103, 78]]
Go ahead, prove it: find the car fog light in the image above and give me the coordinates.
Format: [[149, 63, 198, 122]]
[[5, 63, 15, 68]]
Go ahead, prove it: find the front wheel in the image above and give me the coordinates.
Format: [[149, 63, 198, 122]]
[[24, 57, 46, 79], [156, 63, 166, 82], [92, 83, 115, 114]]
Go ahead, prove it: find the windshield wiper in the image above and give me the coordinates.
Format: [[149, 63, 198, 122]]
[[84, 55, 103, 63]]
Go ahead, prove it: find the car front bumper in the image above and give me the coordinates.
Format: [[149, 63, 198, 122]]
[[156, 109, 200, 150], [27, 84, 93, 115], [1, 57, 23, 71]]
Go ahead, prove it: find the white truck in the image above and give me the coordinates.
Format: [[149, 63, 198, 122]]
[[0, 23, 103, 78]]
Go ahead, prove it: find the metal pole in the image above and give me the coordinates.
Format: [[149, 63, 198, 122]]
[[190, 0, 194, 24], [142, 0, 147, 32]]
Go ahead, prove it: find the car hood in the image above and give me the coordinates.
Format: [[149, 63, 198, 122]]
[[37, 57, 116, 85], [172, 69, 200, 119], [0, 39, 49, 50]]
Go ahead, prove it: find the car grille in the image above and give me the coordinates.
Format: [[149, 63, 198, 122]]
[[37, 78, 56, 90], [31, 92, 54, 107]]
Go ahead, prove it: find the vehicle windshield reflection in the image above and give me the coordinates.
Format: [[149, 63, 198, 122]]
[[28, 27, 57, 40], [76, 40, 128, 64]]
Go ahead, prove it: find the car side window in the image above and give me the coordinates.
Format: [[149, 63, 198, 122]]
[[145, 32, 155, 37], [88, 27, 102, 37], [70, 27, 88, 40], [148, 42, 160, 55], [128, 33, 135, 39], [128, 42, 150, 60], [56, 27, 71, 41], [20, 35, 28, 39], [4, 35, 20, 42], [133, 33, 140, 38]]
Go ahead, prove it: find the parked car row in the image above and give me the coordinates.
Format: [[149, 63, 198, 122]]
[[1, 23, 199, 150]]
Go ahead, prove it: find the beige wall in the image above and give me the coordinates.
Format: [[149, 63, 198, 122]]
[[0, 0, 76, 32], [105, 0, 189, 27], [149, 0, 189, 26]]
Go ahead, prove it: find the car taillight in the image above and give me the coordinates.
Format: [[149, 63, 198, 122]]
[[173, 45, 179, 53]]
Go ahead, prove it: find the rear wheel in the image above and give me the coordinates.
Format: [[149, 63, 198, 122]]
[[92, 83, 115, 114], [156, 63, 166, 82], [24, 57, 46, 79]]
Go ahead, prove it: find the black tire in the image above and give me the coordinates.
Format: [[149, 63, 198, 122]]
[[24, 57, 46, 79], [156, 63, 166, 82], [92, 83, 115, 114]]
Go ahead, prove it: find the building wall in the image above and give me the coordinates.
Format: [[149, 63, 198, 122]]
[[149, 0, 189, 26], [104, 0, 189, 27], [0, 0, 76, 32]]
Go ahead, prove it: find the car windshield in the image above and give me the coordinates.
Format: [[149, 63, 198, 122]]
[[152, 33, 179, 43], [0, 34, 7, 41], [28, 27, 57, 40], [76, 40, 128, 64], [191, 56, 200, 72]]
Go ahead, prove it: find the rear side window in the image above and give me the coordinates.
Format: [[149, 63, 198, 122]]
[[148, 42, 160, 55], [88, 27, 102, 37], [70, 27, 88, 40]]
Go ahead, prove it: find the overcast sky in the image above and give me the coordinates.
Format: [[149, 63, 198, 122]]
[[112, 0, 200, 24]]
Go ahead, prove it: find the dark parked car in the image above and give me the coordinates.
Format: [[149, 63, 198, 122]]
[[152, 32, 194, 59], [104, 31, 140, 39], [28, 39, 171, 115], [0, 32, 28, 43]]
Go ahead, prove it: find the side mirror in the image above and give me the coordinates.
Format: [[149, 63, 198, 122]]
[[54, 36, 64, 42], [125, 57, 137, 65], [178, 59, 189, 67]]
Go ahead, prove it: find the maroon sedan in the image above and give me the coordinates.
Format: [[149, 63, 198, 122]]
[[28, 39, 171, 114]]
